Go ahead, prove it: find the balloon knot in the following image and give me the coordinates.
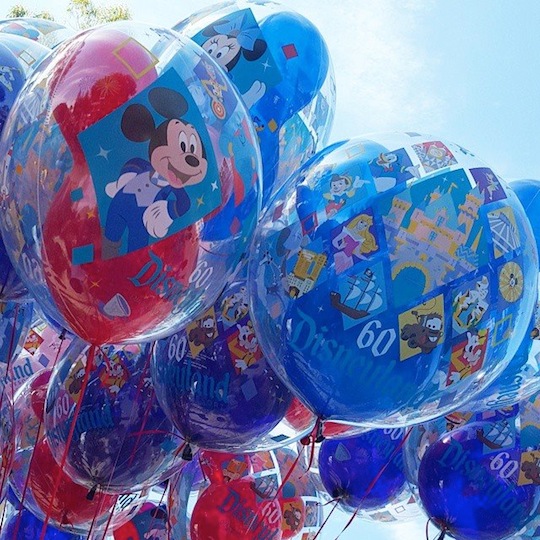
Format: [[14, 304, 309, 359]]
[[182, 444, 193, 461], [86, 484, 98, 501]]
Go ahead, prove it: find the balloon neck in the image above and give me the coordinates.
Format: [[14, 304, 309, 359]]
[[182, 444, 193, 461], [314, 418, 325, 443], [59, 328, 67, 340], [87, 484, 98, 501]]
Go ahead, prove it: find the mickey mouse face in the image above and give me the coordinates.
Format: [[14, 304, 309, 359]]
[[151, 120, 208, 188], [203, 35, 239, 71]]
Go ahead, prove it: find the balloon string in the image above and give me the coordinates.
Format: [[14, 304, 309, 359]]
[[312, 498, 340, 540], [305, 417, 323, 473], [85, 490, 106, 540], [145, 483, 169, 540], [271, 445, 305, 502], [334, 427, 413, 540], [95, 498, 116, 540], [11, 327, 68, 539], [167, 474, 180, 540], [39, 344, 95, 540]]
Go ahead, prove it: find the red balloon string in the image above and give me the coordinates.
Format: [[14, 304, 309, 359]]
[[94, 499, 116, 540], [167, 474, 180, 540], [38, 343, 96, 540], [144, 483, 169, 539], [305, 418, 323, 474], [11, 328, 68, 539], [272, 445, 305, 502], [312, 498, 340, 540]]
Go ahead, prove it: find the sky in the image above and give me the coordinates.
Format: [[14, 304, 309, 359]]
[[2, 0, 540, 538]]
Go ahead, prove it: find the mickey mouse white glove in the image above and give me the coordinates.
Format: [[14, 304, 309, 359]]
[[143, 200, 173, 238]]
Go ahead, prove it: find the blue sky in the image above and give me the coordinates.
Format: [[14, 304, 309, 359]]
[[3, 0, 540, 538]]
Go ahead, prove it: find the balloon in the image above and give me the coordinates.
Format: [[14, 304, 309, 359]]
[[248, 133, 538, 427], [0, 301, 34, 398], [0, 33, 50, 76], [0, 21, 261, 345], [0, 394, 14, 502], [0, 18, 74, 48], [152, 276, 300, 453], [1, 317, 72, 399], [0, 505, 84, 539], [509, 179, 540, 256], [0, 41, 30, 303], [199, 450, 252, 484], [175, 1, 335, 204], [462, 179, 540, 412], [418, 418, 537, 540], [112, 497, 168, 540], [44, 340, 185, 494], [318, 429, 407, 511], [190, 477, 282, 540]]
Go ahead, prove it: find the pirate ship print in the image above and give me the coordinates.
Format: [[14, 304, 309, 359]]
[[330, 267, 384, 320]]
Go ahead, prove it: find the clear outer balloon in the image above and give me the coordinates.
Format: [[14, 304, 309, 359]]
[[168, 446, 324, 540], [0, 301, 34, 396], [460, 179, 540, 412], [44, 340, 185, 494], [0, 317, 72, 400], [403, 407, 519, 489], [418, 414, 539, 540], [318, 429, 407, 512], [9, 371, 148, 535], [0, 18, 74, 49], [0, 41, 30, 303], [152, 276, 310, 452], [248, 133, 539, 427], [0, 22, 261, 345], [175, 0, 335, 205], [0, 33, 51, 76]]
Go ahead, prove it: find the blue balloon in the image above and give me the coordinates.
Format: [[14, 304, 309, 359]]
[[0, 506, 83, 539], [0, 42, 29, 302], [151, 277, 293, 452], [176, 2, 335, 205], [248, 133, 538, 427], [0, 300, 33, 370], [44, 341, 184, 493], [418, 420, 537, 540], [0, 34, 50, 76], [510, 179, 540, 259], [318, 429, 406, 511]]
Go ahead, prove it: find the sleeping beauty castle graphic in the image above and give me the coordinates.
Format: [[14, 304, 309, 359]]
[[383, 179, 486, 295]]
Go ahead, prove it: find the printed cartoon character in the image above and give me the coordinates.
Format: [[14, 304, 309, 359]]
[[233, 320, 260, 371], [221, 286, 249, 324], [454, 276, 489, 327], [222, 458, 249, 482], [283, 506, 303, 533], [447, 331, 486, 385], [68, 365, 86, 397], [400, 311, 443, 354], [99, 353, 128, 396], [368, 150, 420, 192], [332, 213, 378, 272], [102, 87, 208, 258], [521, 460, 540, 485], [188, 315, 218, 348], [0, 65, 19, 93], [323, 174, 361, 217], [416, 425, 440, 460], [201, 11, 268, 108]]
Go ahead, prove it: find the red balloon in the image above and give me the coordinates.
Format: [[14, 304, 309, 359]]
[[282, 397, 315, 433], [29, 369, 52, 422], [28, 437, 117, 526], [190, 478, 282, 540], [199, 450, 252, 484], [40, 27, 200, 344]]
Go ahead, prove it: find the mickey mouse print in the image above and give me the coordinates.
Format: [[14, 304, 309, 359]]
[[79, 68, 221, 259]]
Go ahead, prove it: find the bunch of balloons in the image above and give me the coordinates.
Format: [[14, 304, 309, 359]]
[[0, 1, 538, 540]]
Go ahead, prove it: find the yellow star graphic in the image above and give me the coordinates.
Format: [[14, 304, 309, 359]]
[[196, 196, 205, 207]]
